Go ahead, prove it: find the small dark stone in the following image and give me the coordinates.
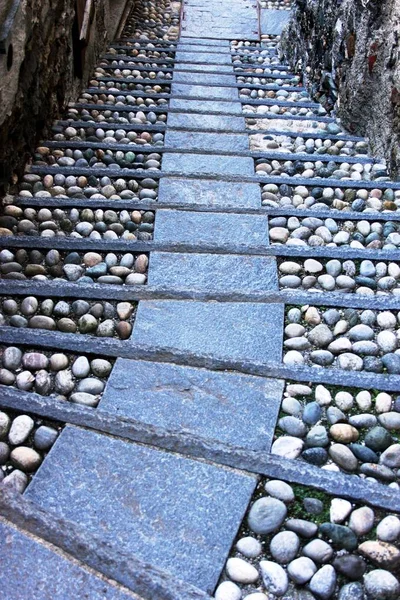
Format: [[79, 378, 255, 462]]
[[303, 497, 324, 515], [301, 447, 328, 466], [333, 555, 367, 580], [382, 353, 400, 374], [364, 426, 393, 451], [64, 252, 81, 265], [302, 402, 322, 425], [310, 350, 334, 366], [393, 396, 400, 412], [349, 444, 379, 463], [323, 309, 341, 326], [352, 199, 366, 212], [338, 582, 365, 600], [363, 357, 384, 373], [319, 523, 358, 551], [343, 308, 359, 327]]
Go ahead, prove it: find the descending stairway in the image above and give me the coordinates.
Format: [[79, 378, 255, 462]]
[[1, 1, 400, 599]]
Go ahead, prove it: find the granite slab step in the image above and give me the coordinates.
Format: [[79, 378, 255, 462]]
[[0, 520, 142, 600], [167, 112, 245, 131], [132, 300, 284, 363], [25, 426, 257, 594], [162, 152, 253, 176], [260, 8, 291, 35], [171, 83, 239, 100], [100, 359, 284, 451], [172, 72, 236, 85], [178, 39, 230, 47], [175, 51, 233, 65], [175, 63, 234, 72], [154, 209, 269, 247], [148, 251, 277, 292], [170, 98, 242, 114], [158, 177, 260, 208], [164, 130, 249, 151]]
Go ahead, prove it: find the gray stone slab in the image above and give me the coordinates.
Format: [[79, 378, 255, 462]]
[[170, 98, 241, 114], [175, 51, 233, 65], [179, 38, 230, 47], [173, 72, 236, 85], [148, 251, 277, 292], [100, 359, 283, 451], [154, 209, 269, 247], [165, 130, 249, 151], [162, 152, 253, 176], [132, 300, 284, 363], [26, 426, 257, 594], [260, 8, 291, 35], [168, 112, 245, 131], [175, 63, 234, 72], [158, 177, 260, 208], [171, 83, 239, 100], [0, 520, 139, 600]]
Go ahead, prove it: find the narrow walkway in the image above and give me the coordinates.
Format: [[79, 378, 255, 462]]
[[1, 0, 400, 599]]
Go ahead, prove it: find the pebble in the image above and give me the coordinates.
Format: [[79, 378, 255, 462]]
[[309, 565, 336, 599], [8, 415, 34, 445], [247, 497, 287, 534], [260, 561, 289, 596], [215, 581, 242, 600], [270, 531, 300, 563], [264, 479, 294, 502], [363, 570, 400, 600], [287, 557, 317, 584], [226, 558, 258, 584], [236, 537, 262, 559]]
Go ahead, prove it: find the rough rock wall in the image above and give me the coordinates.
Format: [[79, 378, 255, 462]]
[[0, 0, 127, 192], [282, 0, 400, 176]]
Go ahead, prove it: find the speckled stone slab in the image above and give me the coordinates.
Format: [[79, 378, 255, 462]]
[[148, 251, 277, 292], [175, 51, 233, 64], [260, 8, 291, 35], [171, 83, 239, 100], [169, 99, 241, 114], [25, 426, 257, 593], [167, 113, 244, 131], [162, 152, 252, 176], [154, 209, 269, 247], [0, 520, 140, 600], [100, 359, 283, 451], [164, 130, 249, 151], [131, 300, 284, 363], [173, 72, 236, 85], [158, 177, 260, 208]]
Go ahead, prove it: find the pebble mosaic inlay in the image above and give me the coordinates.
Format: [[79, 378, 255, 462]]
[[0, 408, 63, 493], [274, 381, 400, 485], [255, 158, 388, 181], [0, 248, 148, 285], [0, 345, 115, 408], [216, 480, 400, 600], [278, 258, 400, 296], [283, 305, 400, 373]]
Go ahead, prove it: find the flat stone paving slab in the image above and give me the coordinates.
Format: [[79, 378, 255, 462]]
[[175, 51, 233, 64], [0, 520, 140, 600], [26, 426, 257, 594], [132, 300, 284, 363], [170, 98, 241, 114], [154, 209, 269, 247], [171, 83, 239, 100], [158, 177, 260, 208], [148, 251, 277, 292], [167, 112, 245, 132], [172, 72, 236, 85], [162, 152, 253, 176], [260, 8, 291, 35], [181, 0, 260, 40], [100, 359, 284, 451], [175, 63, 234, 72], [165, 130, 249, 151], [179, 38, 230, 46]]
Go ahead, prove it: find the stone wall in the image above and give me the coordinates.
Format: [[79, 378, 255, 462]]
[[0, 0, 128, 192], [282, 0, 400, 176]]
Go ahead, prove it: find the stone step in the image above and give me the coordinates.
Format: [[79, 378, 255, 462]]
[[171, 83, 239, 100], [153, 209, 269, 247], [164, 130, 249, 151], [175, 51, 234, 64], [158, 177, 261, 208], [100, 358, 284, 450], [170, 98, 242, 114], [172, 71, 237, 85], [131, 300, 284, 363], [148, 251, 278, 292], [167, 112, 245, 131], [25, 425, 257, 594], [162, 152, 253, 176], [0, 519, 143, 600]]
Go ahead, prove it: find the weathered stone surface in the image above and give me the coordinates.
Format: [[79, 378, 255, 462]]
[[100, 359, 284, 451], [167, 113, 245, 132], [158, 177, 259, 208], [148, 252, 278, 293], [162, 153, 252, 177], [26, 426, 257, 593], [165, 131, 249, 152], [171, 83, 239, 100], [170, 99, 242, 114], [132, 301, 283, 363], [175, 51, 234, 64], [260, 9, 291, 35], [154, 210, 269, 247], [0, 521, 138, 600]]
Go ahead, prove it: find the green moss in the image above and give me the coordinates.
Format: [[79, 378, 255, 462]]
[[290, 483, 331, 525]]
